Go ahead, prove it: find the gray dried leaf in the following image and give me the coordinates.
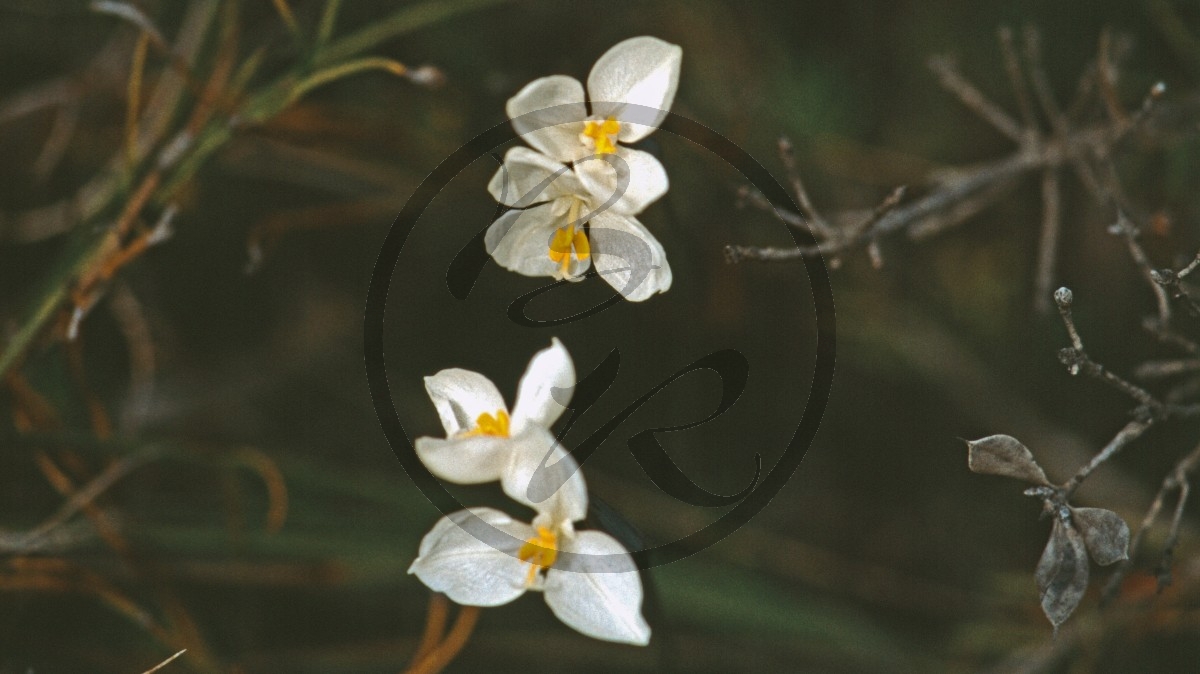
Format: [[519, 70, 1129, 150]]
[[966, 435, 1050, 485], [1035, 516, 1090, 631], [1070, 507, 1130, 566]]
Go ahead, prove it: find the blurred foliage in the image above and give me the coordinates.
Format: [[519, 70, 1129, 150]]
[[2, 0, 1200, 672]]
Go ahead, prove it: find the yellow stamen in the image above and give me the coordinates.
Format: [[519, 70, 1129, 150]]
[[518, 526, 558, 586], [548, 226, 575, 263], [547, 200, 589, 276], [582, 116, 621, 155], [465, 409, 509, 437], [571, 227, 590, 260], [547, 224, 590, 276]]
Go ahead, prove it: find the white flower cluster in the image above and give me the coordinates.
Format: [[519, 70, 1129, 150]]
[[409, 35, 681, 649], [409, 339, 651, 645], [485, 36, 682, 302]]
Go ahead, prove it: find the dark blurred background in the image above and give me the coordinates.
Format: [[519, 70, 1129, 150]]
[[2, 1, 1200, 672]]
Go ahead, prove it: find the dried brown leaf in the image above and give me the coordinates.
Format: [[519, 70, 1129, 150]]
[[1071, 507, 1130, 566], [1035, 515, 1090, 631], [966, 435, 1050, 485]]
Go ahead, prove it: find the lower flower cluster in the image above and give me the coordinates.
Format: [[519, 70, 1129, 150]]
[[408, 338, 651, 646]]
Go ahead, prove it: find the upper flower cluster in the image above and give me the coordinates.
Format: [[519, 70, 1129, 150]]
[[485, 36, 682, 302], [409, 339, 651, 646]]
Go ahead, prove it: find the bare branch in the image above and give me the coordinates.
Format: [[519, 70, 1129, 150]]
[[1023, 26, 1068, 138], [1111, 212, 1172, 324], [1054, 287, 1163, 416], [728, 152, 1033, 263], [1033, 169, 1062, 314], [736, 185, 807, 229], [777, 137, 834, 237], [1142, 316, 1200, 355], [1096, 29, 1129, 127], [1151, 267, 1200, 317], [1134, 359, 1200, 380], [998, 26, 1038, 133], [1103, 442, 1200, 603], [1053, 287, 1084, 352], [927, 54, 1024, 143], [1156, 474, 1190, 590], [1063, 419, 1152, 498], [1025, 25, 1106, 198]]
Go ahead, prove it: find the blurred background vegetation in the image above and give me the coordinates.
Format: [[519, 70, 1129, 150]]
[[2, 0, 1200, 672]]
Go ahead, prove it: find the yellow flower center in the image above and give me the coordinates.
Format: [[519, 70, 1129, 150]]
[[465, 409, 509, 437], [581, 116, 621, 155], [518, 525, 559, 586], [547, 223, 590, 276], [548, 198, 590, 277]]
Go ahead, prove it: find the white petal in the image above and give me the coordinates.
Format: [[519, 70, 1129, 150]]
[[544, 531, 650, 645], [487, 147, 582, 208], [415, 434, 513, 484], [423, 369, 507, 436], [587, 36, 682, 143], [507, 75, 587, 164], [500, 428, 588, 524], [511, 337, 576, 431], [485, 205, 591, 280], [409, 508, 535, 607], [588, 211, 672, 302], [576, 147, 668, 216]]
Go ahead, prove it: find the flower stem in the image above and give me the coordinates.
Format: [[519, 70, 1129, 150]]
[[404, 604, 481, 674], [412, 593, 449, 664]]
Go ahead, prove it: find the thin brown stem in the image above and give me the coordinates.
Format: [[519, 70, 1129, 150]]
[[33, 101, 81, 181], [777, 136, 834, 237], [1114, 81, 1166, 145], [1096, 29, 1129, 127], [124, 32, 150, 171], [412, 593, 449, 665], [66, 339, 113, 439], [1112, 212, 1172, 324], [269, 0, 301, 37], [1033, 168, 1062, 314], [998, 26, 1038, 132], [1134, 359, 1200, 380], [1103, 442, 1200, 603], [14, 454, 146, 552], [1025, 25, 1106, 199], [1176, 252, 1200, 280], [858, 186, 908, 233], [405, 605, 481, 674], [1052, 289, 1163, 494], [736, 186, 807, 229], [728, 148, 1037, 263], [1062, 419, 1152, 498], [1053, 287, 1084, 352], [1023, 26, 1068, 139], [927, 55, 1023, 143], [1058, 346, 1162, 414], [1151, 268, 1200, 317], [1157, 476, 1190, 590], [1142, 316, 1200, 355]]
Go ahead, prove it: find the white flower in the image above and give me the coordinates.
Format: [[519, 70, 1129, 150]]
[[409, 445, 651, 645], [507, 36, 681, 191], [415, 338, 577, 498], [485, 36, 681, 302], [485, 147, 672, 301]]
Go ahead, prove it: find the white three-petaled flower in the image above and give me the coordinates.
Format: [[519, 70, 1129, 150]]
[[408, 442, 651, 645], [415, 338, 578, 509], [486, 36, 682, 302]]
